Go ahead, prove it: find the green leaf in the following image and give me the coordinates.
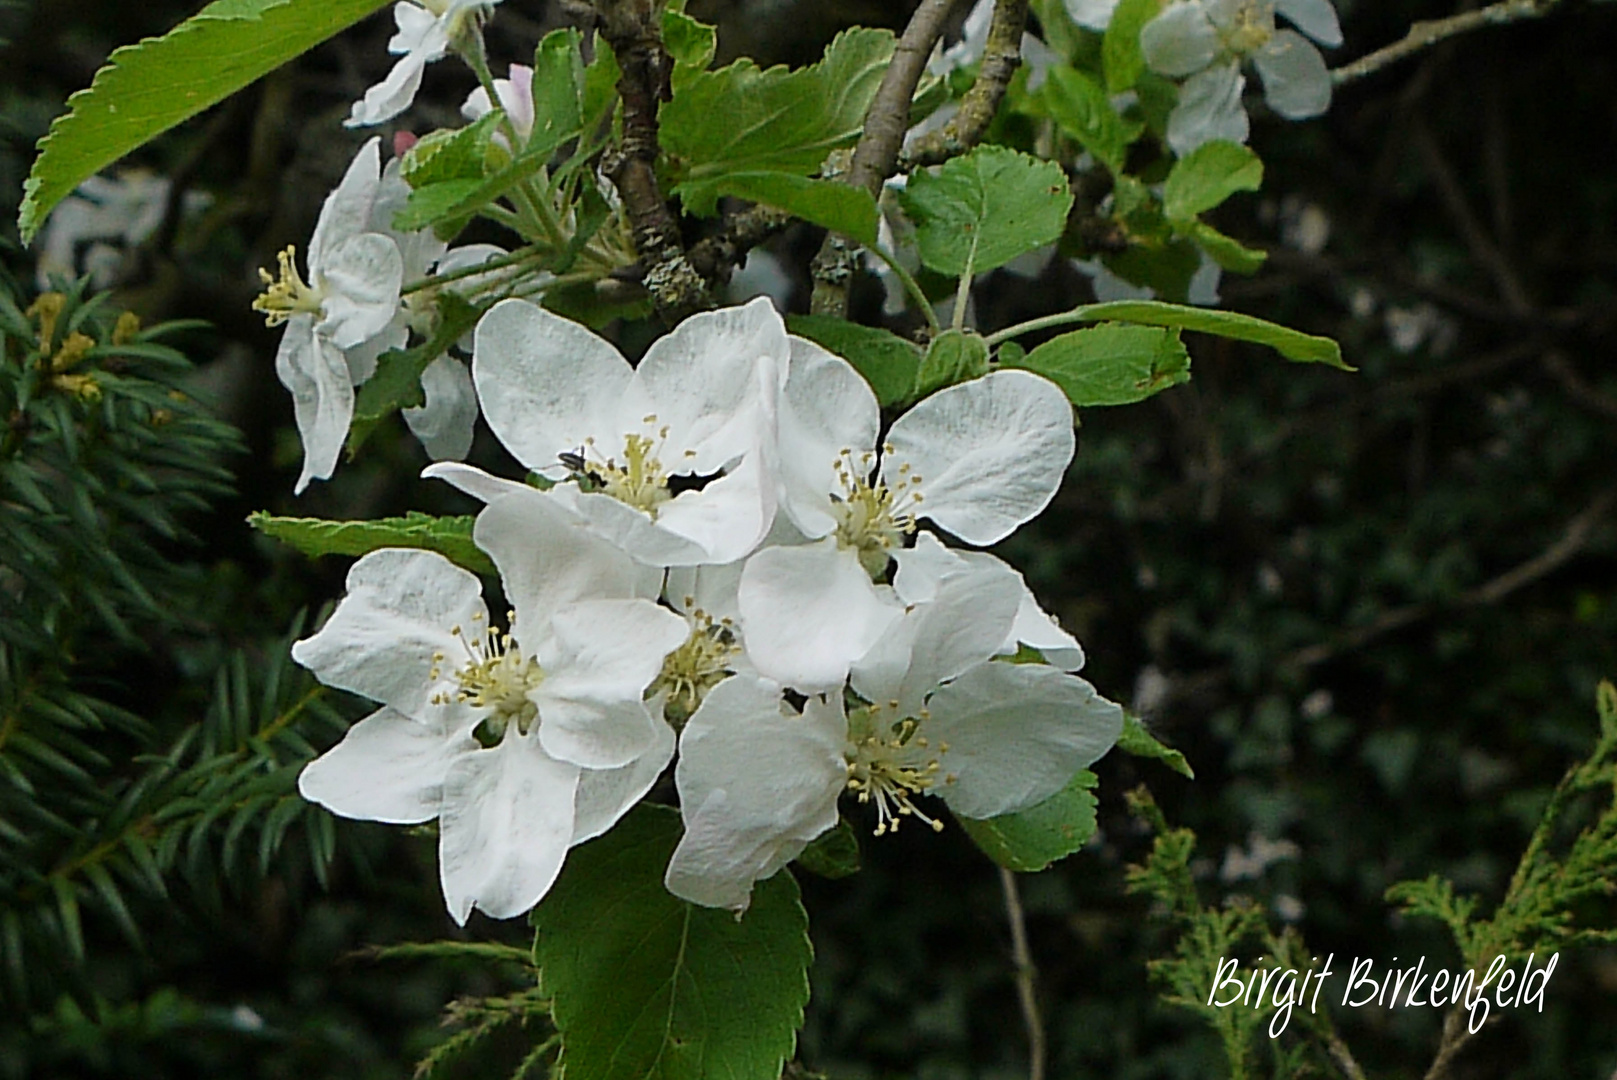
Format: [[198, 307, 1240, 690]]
[[532, 804, 811, 1080], [785, 315, 922, 408], [19, 0, 392, 242], [1007, 323, 1190, 406], [394, 178, 487, 234], [1103, 0, 1159, 93], [795, 818, 861, 879], [1042, 65, 1129, 174], [400, 111, 503, 189], [698, 173, 878, 245], [1117, 711, 1194, 778], [529, 27, 586, 154], [898, 145, 1072, 277], [662, 27, 897, 216], [347, 292, 484, 451], [1162, 140, 1263, 221], [957, 770, 1100, 873], [1184, 219, 1267, 274], [1072, 300, 1351, 368], [248, 511, 496, 576], [916, 329, 990, 399], [662, 8, 717, 86]]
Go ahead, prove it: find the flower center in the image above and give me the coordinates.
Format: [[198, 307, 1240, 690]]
[[431, 612, 545, 743], [252, 246, 326, 327], [571, 416, 688, 518], [830, 445, 923, 579], [650, 607, 742, 726], [1222, 2, 1273, 54], [844, 705, 953, 836]]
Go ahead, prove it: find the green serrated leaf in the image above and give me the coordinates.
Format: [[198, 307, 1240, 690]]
[[1184, 219, 1267, 273], [1118, 711, 1194, 778], [1103, 0, 1159, 93], [1072, 299, 1350, 368], [401, 111, 503, 189], [663, 27, 896, 216], [394, 178, 487, 234], [1043, 65, 1129, 174], [248, 511, 496, 576], [662, 8, 717, 86], [533, 804, 810, 1080], [1007, 323, 1189, 406], [899, 145, 1073, 277], [348, 292, 484, 452], [795, 818, 860, 879], [690, 173, 878, 244], [958, 769, 1100, 873], [916, 329, 991, 399], [785, 314, 922, 408], [529, 27, 586, 153], [1163, 140, 1263, 221], [20, 0, 392, 242]]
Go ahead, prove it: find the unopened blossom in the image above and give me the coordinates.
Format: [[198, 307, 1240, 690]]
[[1140, 0, 1343, 155], [430, 295, 788, 567], [294, 492, 685, 923], [347, 0, 502, 128], [461, 63, 535, 145], [737, 337, 1074, 691], [253, 138, 402, 493], [667, 556, 1122, 911]]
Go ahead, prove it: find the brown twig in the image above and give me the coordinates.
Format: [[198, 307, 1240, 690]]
[[999, 867, 1046, 1080], [1332, 0, 1566, 87], [903, 0, 1029, 168], [809, 0, 963, 317], [592, 0, 708, 323], [686, 204, 794, 286], [1542, 351, 1617, 423]]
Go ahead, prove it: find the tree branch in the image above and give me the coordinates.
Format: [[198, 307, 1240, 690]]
[[809, 0, 964, 317], [1332, 0, 1566, 87], [1000, 867, 1046, 1080], [903, 0, 1029, 168]]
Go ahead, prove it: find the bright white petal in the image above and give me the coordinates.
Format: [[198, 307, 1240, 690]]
[[472, 298, 631, 473], [926, 662, 1123, 819], [298, 705, 476, 824], [778, 335, 881, 539], [1275, 0, 1342, 46], [665, 677, 847, 910], [545, 484, 712, 567], [629, 296, 787, 472], [1254, 30, 1331, 119], [275, 317, 353, 495], [291, 548, 485, 718], [664, 559, 746, 624], [884, 370, 1074, 546], [309, 138, 382, 266], [1167, 62, 1250, 156], [1141, 2, 1221, 78], [344, 321, 406, 387], [318, 232, 403, 349], [1064, 0, 1121, 31], [738, 539, 902, 692], [651, 450, 773, 564], [420, 461, 534, 504], [571, 716, 675, 844], [404, 354, 478, 461], [535, 599, 688, 770], [438, 729, 580, 924]]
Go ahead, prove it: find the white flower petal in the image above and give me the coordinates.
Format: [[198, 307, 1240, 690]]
[[439, 728, 580, 924], [421, 460, 534, 504], [291, 548, 485, 718], [779, 336, 881, 539], [926, 662, 1122, 819], [318, 232, 403, 348], [1275, 0, 1342, 46], [472, 298, 631, 473], [275, 316, 353, 495], [404, 354, 478, 461], [545, 484, 713, 567], [1253, 30, 1331, 119], [738, 539, 902, 692], [1141, 2, 1221, 78], [535, 599, 688, 769], [571, 716, 675, 844], [309, 138, 382, 267], [884, 370, 1074, 546], [665, 677, 847, 910], [298, 705, 476, 824], [1064, 0, 1121, 31], [650, 451, 774, 564], [1167, 62, 1250, 156]]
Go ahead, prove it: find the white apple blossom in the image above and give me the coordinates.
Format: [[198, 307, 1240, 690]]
[[430, 295, 788, 567], [461, 63, 535, 145], [253, 138, 403, 494], [347, 0, 503, 128], [667, 555, 1123, 911], [1141, 0, 1343, 155], [294, 491, 685, 923], [737, 337, 1075, 691]]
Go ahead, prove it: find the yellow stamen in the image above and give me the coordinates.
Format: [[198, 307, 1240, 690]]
[[830, 444, 923, 579], [252, 245, 325, 327]]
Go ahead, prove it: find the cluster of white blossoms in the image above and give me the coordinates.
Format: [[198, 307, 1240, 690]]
[[292, 295, 1123, 921]]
